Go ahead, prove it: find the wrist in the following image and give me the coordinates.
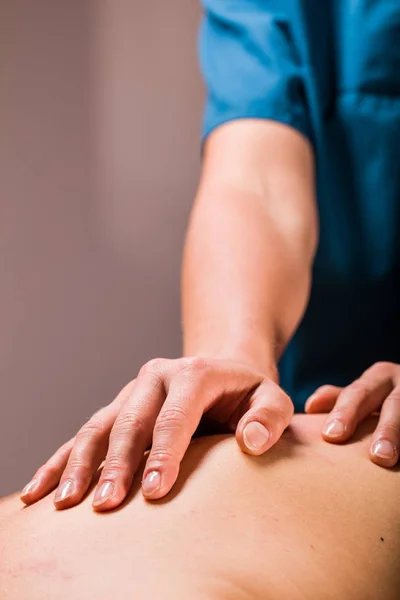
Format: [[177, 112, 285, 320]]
[[213, 348, 279, 382], [184, 332, 280, 382]]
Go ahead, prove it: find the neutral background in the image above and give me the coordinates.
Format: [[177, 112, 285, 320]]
[[1, 1, 203, 495]]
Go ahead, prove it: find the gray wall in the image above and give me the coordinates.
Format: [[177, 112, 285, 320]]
[[0, 1, 203, 496]]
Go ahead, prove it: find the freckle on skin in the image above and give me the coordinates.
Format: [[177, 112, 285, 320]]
[[380, 537, 384, 542]]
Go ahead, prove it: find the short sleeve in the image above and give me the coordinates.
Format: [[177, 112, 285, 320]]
[[199, 0, 314, 144]]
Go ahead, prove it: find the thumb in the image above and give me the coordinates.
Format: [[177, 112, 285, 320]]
[[235, 379, 294, 456]]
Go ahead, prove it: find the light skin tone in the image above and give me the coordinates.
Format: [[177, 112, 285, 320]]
[[305, 361, 400, 467], [3, 415, 400, 600], [20, 120, 400, 512]]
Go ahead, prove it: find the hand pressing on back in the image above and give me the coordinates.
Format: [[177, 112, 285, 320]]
[[20, 356, 293, 511], [305, 361, 400, 467]]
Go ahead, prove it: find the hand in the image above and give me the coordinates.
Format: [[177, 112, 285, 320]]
[[20, 357, 293, 510], [305, 361, 400, 467]]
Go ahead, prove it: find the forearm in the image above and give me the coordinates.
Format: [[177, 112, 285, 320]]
[[181, 121, 318, 376], [182, 191, 312, 374]]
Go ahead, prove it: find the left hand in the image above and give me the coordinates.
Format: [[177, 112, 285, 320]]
[[305, 361, 400, 467]]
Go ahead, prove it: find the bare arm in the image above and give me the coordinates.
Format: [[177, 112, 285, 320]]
[[20, 121, 318, 512], [182, 119, 318, 376]]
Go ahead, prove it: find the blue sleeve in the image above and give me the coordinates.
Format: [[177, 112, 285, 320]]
[[199, 0, 313, 144]]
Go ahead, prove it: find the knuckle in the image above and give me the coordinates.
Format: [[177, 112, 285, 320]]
[[279, 389, 294, 414], [376, 422, 400, 439], [78, 417, 107, 438], [157, 405, 189, 431], [254, 382, 294, 427], [140, 357, 165, 377], [393, 394, 400, 405], [66, 456, 93, 473], [114, 410, 147, 436], [148, 446, 175, 465], [388, 388, 400, 404], [181, 356, 208, 372], [274, 405, 290, 426], [178, 357, 209, 383], [102, 456, 128, 477], [317, 384, 335, 395], [365, 361, 393, 380], [258, 405, 287, 429], [372, 361, 393, 372], [117, 380, 137, 405], [41, 463, 59, 477], [343, 380, 369, 399], [265, 381, 293, 413]]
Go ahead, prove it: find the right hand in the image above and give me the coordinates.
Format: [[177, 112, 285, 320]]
[[20, 356, 293, 511]]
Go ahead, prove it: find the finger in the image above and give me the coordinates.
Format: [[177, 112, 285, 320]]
[[53, 379, 135, 509], [20, 437, 75, 505], [141, 357, 267, 498], [141, 371, 206, 500], [369, 388, 400, 467], [92, 362, 167, 511], [322, 366, 393, 443], [236, 379, 294, 456], [304, 385, 342, 413]]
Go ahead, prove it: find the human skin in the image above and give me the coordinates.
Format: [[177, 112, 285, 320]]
[[20, 121, 400, 516], [3, 414, 399, 600], [21, 121, 318, 510]]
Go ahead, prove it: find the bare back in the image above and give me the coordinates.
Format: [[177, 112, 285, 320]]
[[0, 414, 399, 599]]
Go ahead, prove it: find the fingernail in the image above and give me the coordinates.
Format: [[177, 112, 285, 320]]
[[372, 439, 396, 460], [92, 481, 115, 506], [323, 419, 345, 437], [243, 422, 270, 452], [54, 480, 75, 503], [142, 470, 161, 497], [21, 480, 37, 497]]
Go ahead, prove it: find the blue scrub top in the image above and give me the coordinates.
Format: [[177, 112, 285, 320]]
[[199, 0, 400, 411]]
